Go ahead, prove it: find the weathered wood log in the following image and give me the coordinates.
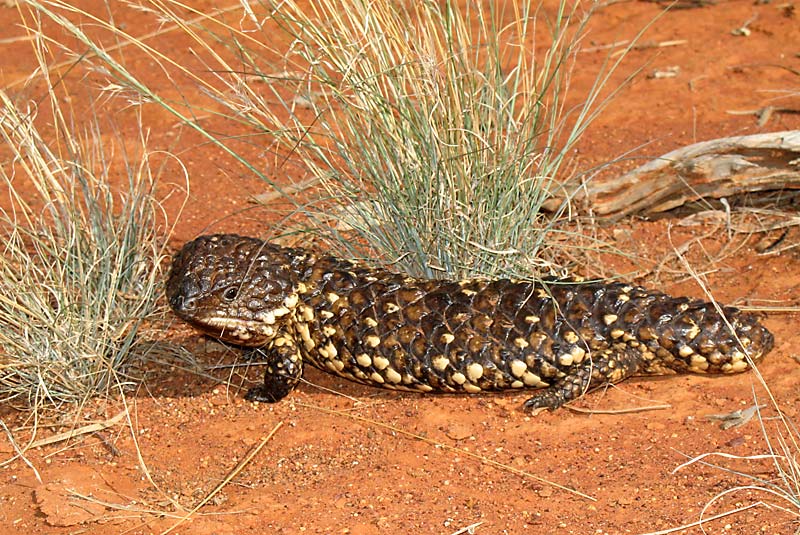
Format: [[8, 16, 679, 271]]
[[584, 130, 800, 218]]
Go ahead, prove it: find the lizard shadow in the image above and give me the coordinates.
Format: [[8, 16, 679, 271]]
[[136, 334, 394, 403]]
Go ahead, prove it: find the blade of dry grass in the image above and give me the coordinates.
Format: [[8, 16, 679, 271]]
[[5, 3, 243, 90], [0, 418, 42, 483], [639, 502, 765, 535], [448, 522, 483, 535]]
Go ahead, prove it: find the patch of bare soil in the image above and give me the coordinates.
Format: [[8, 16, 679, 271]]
[[1, 1, 799, 534]]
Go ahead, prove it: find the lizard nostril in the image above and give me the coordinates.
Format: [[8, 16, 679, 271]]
[[180, 296, 196, 311], [168, 293, 195, 313], [167, 275, 201, 315]]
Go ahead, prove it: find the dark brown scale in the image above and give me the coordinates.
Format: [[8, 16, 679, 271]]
[[167, 234, 775, 412]]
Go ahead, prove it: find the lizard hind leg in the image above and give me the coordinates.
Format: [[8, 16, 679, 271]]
[[522, 345, 642, 414], [244, 343, 304, 403]]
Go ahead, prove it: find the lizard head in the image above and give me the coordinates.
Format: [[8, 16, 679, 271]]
[[167, 234, 310, 347]]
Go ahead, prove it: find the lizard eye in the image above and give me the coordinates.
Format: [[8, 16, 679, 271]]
[[223, 286, 239, 301]]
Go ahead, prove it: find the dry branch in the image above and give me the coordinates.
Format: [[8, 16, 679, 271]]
[[584, 130, 800, 218]]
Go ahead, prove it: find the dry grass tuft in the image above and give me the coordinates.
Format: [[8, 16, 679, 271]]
[[0, 30, 176, 410], [26, 0, 644, 279], [235, 0, 616, 278]]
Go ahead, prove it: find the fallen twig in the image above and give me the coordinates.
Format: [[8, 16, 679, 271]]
[[727, 106, 800, 127], [449, 521, 483, 535], [28, 411, 126, 449], [566, 403, 671, 414], [582, 130, 800, 218], [610, 39, 687, 58]]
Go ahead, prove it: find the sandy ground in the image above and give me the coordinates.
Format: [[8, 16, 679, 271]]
[[1, 1, 799, 534]]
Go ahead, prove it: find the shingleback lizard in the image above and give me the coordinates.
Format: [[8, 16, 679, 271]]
[[166, 234, 774, 412]]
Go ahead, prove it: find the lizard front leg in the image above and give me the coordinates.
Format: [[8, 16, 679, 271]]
[[244, 336, 304, 403]]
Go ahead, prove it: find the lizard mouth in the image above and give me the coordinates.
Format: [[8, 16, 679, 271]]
[[193, 317, 277, 346]]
